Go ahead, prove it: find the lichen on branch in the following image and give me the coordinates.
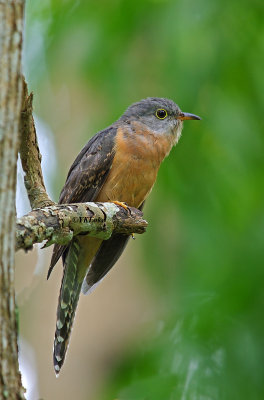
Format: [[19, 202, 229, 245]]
[[16, 202, 147, 251]]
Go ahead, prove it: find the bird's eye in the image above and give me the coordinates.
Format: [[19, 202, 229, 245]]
[[156, 108, 168, 120]]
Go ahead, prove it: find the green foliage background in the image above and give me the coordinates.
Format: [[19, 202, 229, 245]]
[[24, 0, 264, 398]]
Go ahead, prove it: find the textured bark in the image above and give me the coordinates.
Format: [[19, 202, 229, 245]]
[[16, 202, 147, 251], [0, 1, 26, 399], [19, 78, 54, 209]]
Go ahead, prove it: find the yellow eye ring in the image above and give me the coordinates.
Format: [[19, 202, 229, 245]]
[[156, 108, 168, 119]]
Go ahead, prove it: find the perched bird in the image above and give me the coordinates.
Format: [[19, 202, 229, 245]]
[[48, 97, 200, 374]]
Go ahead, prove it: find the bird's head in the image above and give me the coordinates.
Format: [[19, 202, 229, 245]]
[[120, 97, 201, 142]]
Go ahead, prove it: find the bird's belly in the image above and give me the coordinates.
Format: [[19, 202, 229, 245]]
[[96, 156, 157, 208]]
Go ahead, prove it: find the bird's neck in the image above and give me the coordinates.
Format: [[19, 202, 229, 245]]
[[119, 120, 178, 167]]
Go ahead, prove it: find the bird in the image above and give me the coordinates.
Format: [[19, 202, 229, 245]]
[[48, 97, 201, 374]]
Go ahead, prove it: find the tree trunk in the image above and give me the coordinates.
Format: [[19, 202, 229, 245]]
[[0, 1, 26, 398]]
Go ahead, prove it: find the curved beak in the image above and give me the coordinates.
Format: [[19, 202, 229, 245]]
[[177, 112, 201, 121]]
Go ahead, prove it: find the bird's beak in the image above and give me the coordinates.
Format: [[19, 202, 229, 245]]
[[177, 112, 201, 121]]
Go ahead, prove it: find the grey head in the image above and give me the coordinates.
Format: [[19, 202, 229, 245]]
[[119, 97, 200, 137]]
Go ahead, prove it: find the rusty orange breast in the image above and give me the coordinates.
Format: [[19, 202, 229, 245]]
[[96, 122, 175, 208]]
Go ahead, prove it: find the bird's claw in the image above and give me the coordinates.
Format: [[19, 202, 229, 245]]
[[112, 200, 129, 212]]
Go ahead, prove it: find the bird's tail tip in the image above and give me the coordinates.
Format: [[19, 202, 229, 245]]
[[53, 332, 66, 376], [54, 364, 61, 377]]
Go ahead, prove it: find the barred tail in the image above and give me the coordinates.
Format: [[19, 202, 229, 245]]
[[53, 239, 85, 375]]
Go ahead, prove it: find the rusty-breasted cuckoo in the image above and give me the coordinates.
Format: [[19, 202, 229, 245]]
[[48, 97, 200, 374]]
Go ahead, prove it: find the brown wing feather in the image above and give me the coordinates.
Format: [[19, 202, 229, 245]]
[[48, 125, 117, 279]]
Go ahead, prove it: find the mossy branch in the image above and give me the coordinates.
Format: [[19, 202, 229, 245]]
[[16, 202, 147, 251]]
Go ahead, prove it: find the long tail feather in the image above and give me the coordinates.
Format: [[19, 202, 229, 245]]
[[53, 239, 84, 375]]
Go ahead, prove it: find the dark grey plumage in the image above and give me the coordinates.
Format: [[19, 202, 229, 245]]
[[121, 97, 181, 120]]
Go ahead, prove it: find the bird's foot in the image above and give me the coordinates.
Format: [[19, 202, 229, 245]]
[[112, 201, 135, 237], [112, 200, 129, 211]]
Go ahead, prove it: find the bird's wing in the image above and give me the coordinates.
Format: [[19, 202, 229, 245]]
[[81, 202, 145, 294], [81, 233, 130, 294], [48, 125, 117, 278]]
